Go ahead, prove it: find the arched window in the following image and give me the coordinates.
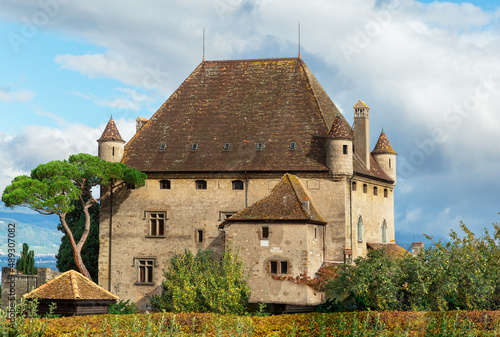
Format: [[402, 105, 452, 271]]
[[363, 184, 367, 193], [382, 220, 387, 244], [232, 180, 244, 190], [195, 180, 207, 190], [159, 180, 171, 189], [384, 189, 388, 198], [357, 216, 363, 242], [373, 187, 378, 196]]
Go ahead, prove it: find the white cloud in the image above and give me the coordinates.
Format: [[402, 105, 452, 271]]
[[0, 118, 135, 197], [0, 87, 35, 102]]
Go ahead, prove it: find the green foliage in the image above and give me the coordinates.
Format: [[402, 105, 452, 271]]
[[56, 199, 99, 282], [150, 248, 250, 315], [325, 221, 500, 311], [16, 243, 37, 275], [108, 299, 138, 315]]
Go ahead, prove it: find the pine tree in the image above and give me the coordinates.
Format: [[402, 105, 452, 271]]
[[16, 243, 37, 275]]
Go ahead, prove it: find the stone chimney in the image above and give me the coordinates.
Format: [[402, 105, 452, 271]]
[[353, 100, 370, 170], [136, 117, 148, 133], [412, 241, 424, 257]]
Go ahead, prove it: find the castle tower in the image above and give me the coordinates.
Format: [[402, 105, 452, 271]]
[[353, 100, 370, 170], [372, 129, 397, 181], [97, 117, 125, 163], [326, 113, 353, 177]]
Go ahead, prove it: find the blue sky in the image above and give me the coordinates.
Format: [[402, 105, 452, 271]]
[[1, 0, 500, 243]]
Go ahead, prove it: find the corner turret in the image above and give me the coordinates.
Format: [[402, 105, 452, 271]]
[[326, 113, 353, 177], [97, 117, 125, 163], [372, 129, 397, 182]]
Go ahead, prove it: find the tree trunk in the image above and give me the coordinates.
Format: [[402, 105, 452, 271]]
[[59, 214, 92, 280]]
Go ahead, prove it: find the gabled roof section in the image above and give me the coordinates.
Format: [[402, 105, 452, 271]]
[[224, 173, 326, 224], [328, 113, 353, 140], [23, 270, 119, 301], [372, 130, 397, 155], [367, 242, 409, 258], [97, 118, 125, 143], [122, 58, 342, 172]]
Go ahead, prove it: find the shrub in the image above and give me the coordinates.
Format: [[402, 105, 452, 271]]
[[108, 299, 138, 315], [150, 248, 250, 315]]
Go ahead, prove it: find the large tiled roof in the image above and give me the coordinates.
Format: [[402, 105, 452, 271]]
[[372, 130, 397, 155], [122, 58, 343, 172], [223, 173, 326, 224], [97, 118, 125, 143], [23, 270, 119, 301]]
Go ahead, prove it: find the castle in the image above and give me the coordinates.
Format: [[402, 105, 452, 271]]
[[97, 57, 397, 310]]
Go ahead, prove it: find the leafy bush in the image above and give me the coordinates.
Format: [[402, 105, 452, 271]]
[[150, 248, 250, 315], [325, 222, 500, 311], [108, 299, 138, 315]]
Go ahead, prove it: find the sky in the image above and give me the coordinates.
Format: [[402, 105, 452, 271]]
[[1, 0, 500, 242]]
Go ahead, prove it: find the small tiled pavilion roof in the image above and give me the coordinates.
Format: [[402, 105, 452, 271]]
[[222, 173, 326, 224], [97, 118, 125, 143], [372, 130, 397, 155], [354, 100, 369, 109], [328, 113, 353, 140], [23, 270, 119, 301]]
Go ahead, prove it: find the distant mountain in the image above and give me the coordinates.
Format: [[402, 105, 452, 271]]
[[0, 211, 62, 255]]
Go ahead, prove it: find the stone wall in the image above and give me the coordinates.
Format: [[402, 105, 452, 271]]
[[1, 267, 60, 311]]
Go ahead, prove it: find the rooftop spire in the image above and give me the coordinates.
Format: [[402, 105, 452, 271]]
[[97, 118, 125, 143], [372, 129, 396, 154]]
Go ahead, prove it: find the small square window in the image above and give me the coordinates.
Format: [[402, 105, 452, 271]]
[[159, 180, 170, 189], [289, 142, 296, 150], [191, 143, 198, 151], [159, 144, 166, 151], [232, 180, 244, 190], [196, 180, 207, 190], [223, 143, 230, 151], [256, 142, 264, 151], [269, 260, 289, 276]]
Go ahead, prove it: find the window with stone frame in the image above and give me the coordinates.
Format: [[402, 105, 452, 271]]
[[135, 258, 155, 284], [147, 211, 166, 237], [232, 180, 244, 190], [262, 226, 269, 239], [159, 179, 171, 189], [196, 180, 207, 189], [195, 229, 205, 244], [269, 260, 289, 276]]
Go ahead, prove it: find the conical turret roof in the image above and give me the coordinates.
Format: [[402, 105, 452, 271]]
[[328, 113, 353, 140], [372, 129, 396, 154], [97, 117, 125, 143]]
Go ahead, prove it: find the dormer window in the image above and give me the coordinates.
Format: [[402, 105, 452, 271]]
[[159, 144, 166, 151], [191, 143, 198, 151], [256, 142, 264, 151], [223, 143, 230, 151], [289, 142, 296, 150]]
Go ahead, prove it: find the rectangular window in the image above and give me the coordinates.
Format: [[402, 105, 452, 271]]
[[223, 143, 230, 151], [196, 180, 207, 189], [136, 258, 155, 284], [198, 230, 204, 243], [232, 180, 244, 190], [262, 226, 269, 239], [289, 142, 296, 150], [159, 144, 166, 151], [384, 189, 388, 198], [269, 260, 289, 276], [270, 261, 278, 274], [148, 212, 166, 237], [343, 144, 348, 154], [256, 142, 264, 151], [159, 180, 171, 189]]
